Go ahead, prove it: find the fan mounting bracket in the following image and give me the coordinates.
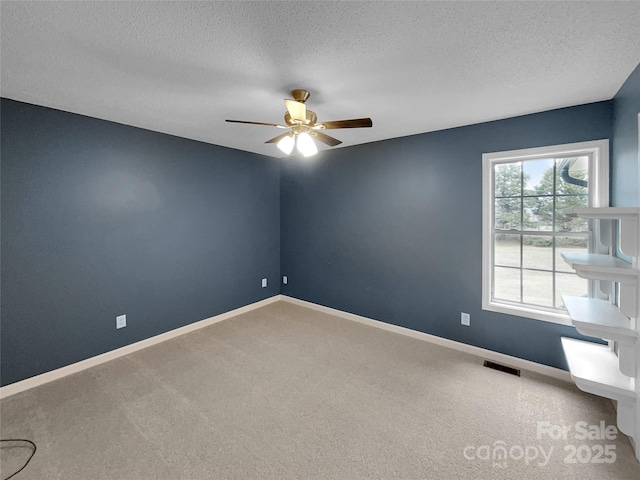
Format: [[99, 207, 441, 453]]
[[290, 89, 310, 104]]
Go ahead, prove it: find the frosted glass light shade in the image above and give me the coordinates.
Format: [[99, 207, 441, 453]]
[[296, 132, 318, 157], [277, 134, 295, 155]]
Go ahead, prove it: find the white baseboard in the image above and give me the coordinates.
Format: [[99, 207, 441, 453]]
[[0, 295, 283, 399], [1, 293, 570, 399], [281, 295, 572, 382]]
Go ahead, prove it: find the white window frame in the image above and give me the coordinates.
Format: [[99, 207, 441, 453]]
[[482, 140, 609, 325]]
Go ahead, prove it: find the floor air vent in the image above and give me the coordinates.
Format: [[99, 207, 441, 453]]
[[483, 360, 521, 377]]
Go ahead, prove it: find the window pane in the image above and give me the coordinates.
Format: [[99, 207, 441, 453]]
[[495, 234, 520, 267], [495, 162, 521, 197], [494, 267, 520, 302], [555, 273, 588, 309], [523, 158, 554, 195], [523, 235, 552, 270], [523, 270, 553, 307], [495, 198, 521, 230], [485, 142, 604, 321], [524, 196, 553, 231], [555, 195, 589, 232], [556, 156, 588, 195], [555, 236, 588, 273]]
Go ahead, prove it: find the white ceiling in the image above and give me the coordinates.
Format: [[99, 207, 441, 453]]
[[2, 1, 639, 158]]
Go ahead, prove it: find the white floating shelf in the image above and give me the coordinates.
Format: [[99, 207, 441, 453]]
[[560, 252, 637, 283], [563, 207, 640, 220], [563, 207, 639, 256], [561, 337, 635, 402], [559, 207, 640, 458], [562, 296, 636, 343], [562, 337, 637, 437]]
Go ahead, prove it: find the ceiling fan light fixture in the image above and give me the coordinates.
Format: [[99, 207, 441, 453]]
[[276, 133, 295, 155], [296, 132, 318, 157], [226, 89, 372, 156]]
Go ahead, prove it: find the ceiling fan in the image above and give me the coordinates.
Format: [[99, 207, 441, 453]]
[[226, 89, 373, 157]]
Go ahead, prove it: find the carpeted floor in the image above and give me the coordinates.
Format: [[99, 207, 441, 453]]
[[1, 300, 639, 479]]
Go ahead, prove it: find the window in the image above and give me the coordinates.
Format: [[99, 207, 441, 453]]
[[482, 140, 609, 325]]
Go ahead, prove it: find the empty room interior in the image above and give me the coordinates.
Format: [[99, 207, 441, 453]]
[[2, 2, 640, 479]]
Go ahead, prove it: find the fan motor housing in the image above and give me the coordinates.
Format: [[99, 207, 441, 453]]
[[284, 110, 317, 127]]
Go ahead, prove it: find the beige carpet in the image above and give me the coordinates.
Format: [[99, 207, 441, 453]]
[[1, 300, 639, 479]]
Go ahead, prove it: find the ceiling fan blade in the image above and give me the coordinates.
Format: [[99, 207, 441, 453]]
[[265, 132, 292, 144], [318, 118, 373, 129], [226, 119, 287, 128], [312, 131, 342, 147], [284, 99, 306, 122]]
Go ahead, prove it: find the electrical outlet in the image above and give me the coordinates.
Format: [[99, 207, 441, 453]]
[[116, 314, 126, 329], [283, 276, 288, 285], [461, 312, 470, 326], [262, 278, 267, 288]]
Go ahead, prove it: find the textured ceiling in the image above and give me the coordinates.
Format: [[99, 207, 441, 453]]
[[2, 1, 639, 158]]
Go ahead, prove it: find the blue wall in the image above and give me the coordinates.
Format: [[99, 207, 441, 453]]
[[612, 63, 640, 207], [281, 102, 614, 369], [1, 99, 280, 386], [3, 63, 638, 385]]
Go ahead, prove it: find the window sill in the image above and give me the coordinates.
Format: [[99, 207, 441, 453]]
[[483, 300, 573, 326]]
